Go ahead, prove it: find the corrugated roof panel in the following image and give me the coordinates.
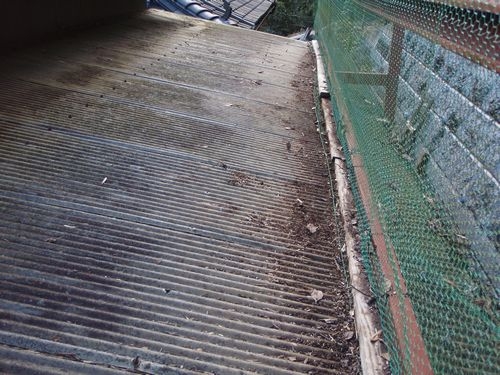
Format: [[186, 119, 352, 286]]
[[0, 10, 359, 374]]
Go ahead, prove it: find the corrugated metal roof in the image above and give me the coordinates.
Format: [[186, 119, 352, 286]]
[[0, 10, 359, 374]]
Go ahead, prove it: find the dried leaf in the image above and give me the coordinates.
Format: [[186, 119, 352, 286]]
[[101, 177, 107, 185], [384, 279, 392, 293], [343, 331, 354, 341], [381, 352, 390, 361], [306, 223, 318, 234], [288, 356, 297, 362], [371, 330, 382, 342], [310, 289, 324, 303], [321, 318, 337, 324]]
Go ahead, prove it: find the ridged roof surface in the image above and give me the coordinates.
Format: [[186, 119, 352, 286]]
[[0, 10, 359, 374]]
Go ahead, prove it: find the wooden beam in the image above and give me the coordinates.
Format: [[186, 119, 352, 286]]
[[322, 99, 386, 374], [319, 42, 435, 374], [312, 40, 330, 98], [314, 42, 385, 375]]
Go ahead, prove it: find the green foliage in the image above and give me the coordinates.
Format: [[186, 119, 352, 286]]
[[261, 0, 314, 36]]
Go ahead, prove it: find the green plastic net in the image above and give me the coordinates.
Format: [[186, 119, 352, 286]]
[[314, 0, 499, 374]]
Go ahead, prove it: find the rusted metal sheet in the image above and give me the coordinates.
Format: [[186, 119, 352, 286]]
[[0, 10, 358, 375]]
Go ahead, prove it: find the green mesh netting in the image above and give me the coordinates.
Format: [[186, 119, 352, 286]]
[[314, 0, 499, 374]]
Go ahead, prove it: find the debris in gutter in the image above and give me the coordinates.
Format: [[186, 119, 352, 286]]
[[306, 223, 318, 234], [343, 331, 355, 341], [310, 289, 324, 303], [371, 330, 383, 342], [132, 356, 141, 369], [321, 318, 338, 324]]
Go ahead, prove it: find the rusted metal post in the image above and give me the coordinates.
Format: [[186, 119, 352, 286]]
[[384, 24, 404, 123]]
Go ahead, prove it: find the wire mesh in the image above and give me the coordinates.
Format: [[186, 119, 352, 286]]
[[314, 0, 499, 374]]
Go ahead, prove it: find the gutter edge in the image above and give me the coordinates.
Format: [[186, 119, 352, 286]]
[[311, 41, 387, 375]]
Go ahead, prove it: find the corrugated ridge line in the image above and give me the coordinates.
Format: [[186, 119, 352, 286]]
[[0, 163, 293, 225], [11, 56, 305, 115], [0, 71, 301, 138], [1, 190, 313, 254], [0, 296, 343, 371], [0, 77, 307, 141], [2, 206, 330, 280], [125, 13, 309, 61], [116, 15, 309, 63], [0, 273, 338, 344], [0, 249, 337, 317], [0, 211, 334, 282], [0, 129, 328, 216], [68, 46, 299, 90], [1, 85, 304, 148], [3, 300, 335, 372], [0, 235, 336, 311], [0, 121, 320, 192], [0, 107, 321, 185], [7, 60, 310, 117], [0, 160, 320, 236], [0, 198, 331, 264], [0, 200, 337, 276], [57, 34, 310, 79], [0, 262, 335, 337], [0, 332, 253, 375], [0, 317, 343, 375], [0, 282, 344, 358], [0, 172, 332, 254], [0, 222, 337, 289], [0, 109, 316, 183], [0, 182, 331, 264], [0, 104, 316, 180], [18, 46, 306, 95], [0, 89, 299, 147], [0, 180, 334, 256], [0, 345, 125, 375], [0, 123, 326, 200]]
